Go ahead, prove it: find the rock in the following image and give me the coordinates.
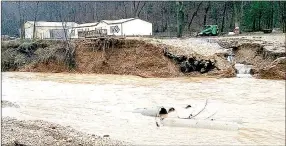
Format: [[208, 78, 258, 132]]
[[103, 135, 110, 138], [14, 140, 27, 146], [66, 138, 73, 142]]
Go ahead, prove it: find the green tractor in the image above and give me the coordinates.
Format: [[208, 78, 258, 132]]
[[198, 25, 219, 36]]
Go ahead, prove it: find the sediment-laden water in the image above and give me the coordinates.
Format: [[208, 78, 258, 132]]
[[2, 72, 285, 145]]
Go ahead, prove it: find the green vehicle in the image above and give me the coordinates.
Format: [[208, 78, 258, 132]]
[[198, 25, 219, 36]]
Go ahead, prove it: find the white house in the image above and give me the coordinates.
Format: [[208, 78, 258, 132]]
[[24, 18, 152, 39], [24, 21, 78, 39], [96, 18, 152, 36], [70, 18, 152, 38]]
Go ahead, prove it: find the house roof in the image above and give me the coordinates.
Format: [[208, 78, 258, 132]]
[[26, 21, 78, 27], [101, 18, 136, 24], [74, 22, 99, 28]]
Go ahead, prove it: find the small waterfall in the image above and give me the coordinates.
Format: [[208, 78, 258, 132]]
[[227, 48, 235, 63], [234, 63, 253, 78], [226, 48, 253, 78]]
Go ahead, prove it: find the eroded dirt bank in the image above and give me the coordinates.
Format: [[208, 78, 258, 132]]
[[1, 38, 234, 78], [214, 35, 286, 80], [2, 34, 284, 79]]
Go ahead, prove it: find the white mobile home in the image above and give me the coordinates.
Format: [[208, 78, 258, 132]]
[[24, 21, 78, 39], [96, 18, 152, 36]]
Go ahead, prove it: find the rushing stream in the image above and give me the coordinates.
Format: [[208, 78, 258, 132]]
[[2, 72, 285, 145], [234, 63, 253, 78]]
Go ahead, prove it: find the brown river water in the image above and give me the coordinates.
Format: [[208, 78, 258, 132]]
[[2, 72, 285, 145]]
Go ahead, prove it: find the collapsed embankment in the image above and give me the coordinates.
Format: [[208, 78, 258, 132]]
[[216, 37, 286, 80], [73, 39, 181, 78], [1, 38, 234, 78], [1, 40, 75, 73]]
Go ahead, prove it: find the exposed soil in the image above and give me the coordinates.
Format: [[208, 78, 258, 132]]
[[257, 57, 286, 80], [232, 43, 273, 68], [213, 35, 286, 80], [73, 39, 182, 78], [1, 38, 236, 78], [4, 35, 283, 79]]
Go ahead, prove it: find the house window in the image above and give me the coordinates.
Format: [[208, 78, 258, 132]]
[[110, 25, 120, 34], [78, 29, 84, 37]]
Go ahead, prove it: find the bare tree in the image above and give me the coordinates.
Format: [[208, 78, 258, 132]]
[[203, 2, 211, 25], [32, 1, 39, 40], [132, 1, 146, 17], [2, 1, 284, 37], [122, 2, 128, 18], [176, 1, 184, 38], [18, 1, 25, 40], [92, 2, 98, 21], [187, 1, 203, 31], [278, 1, 286, 32], [221, 2, 227, 32]]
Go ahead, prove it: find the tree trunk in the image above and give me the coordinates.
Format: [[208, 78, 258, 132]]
[[161, 7, 164, 32], [203, 2, 211, 26], [92, 2, 98, 21], [132, 1, 146, 17], [187, 1, 203, 31], [252, 18, 256, 31], [122, 2, 128, 18], [229, 5, 235, 30], [176, 1, 184, 38], [233, 1, 239, 28], [284, 2, 286, 33], [167, 3, 171, 37], [137, 2, 146, 17], [221, 2, 227, 33], [258, 11, 262, 31], [33, 2, 39, 40], [280, 1, 286, 33], [18, 2, 24, 40]]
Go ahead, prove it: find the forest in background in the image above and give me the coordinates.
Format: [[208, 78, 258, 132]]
[[1, 1, 286, 37]]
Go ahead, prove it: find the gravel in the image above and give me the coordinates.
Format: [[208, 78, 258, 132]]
[[143, 37, 227, 57], [132, 33, 285, 57], [1, 117, 131, 146]]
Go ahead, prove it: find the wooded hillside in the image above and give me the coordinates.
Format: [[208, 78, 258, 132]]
[[2, 1, 286, 37]]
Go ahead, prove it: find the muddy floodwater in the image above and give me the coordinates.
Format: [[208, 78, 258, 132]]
[[2, 72, 285, 145]]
